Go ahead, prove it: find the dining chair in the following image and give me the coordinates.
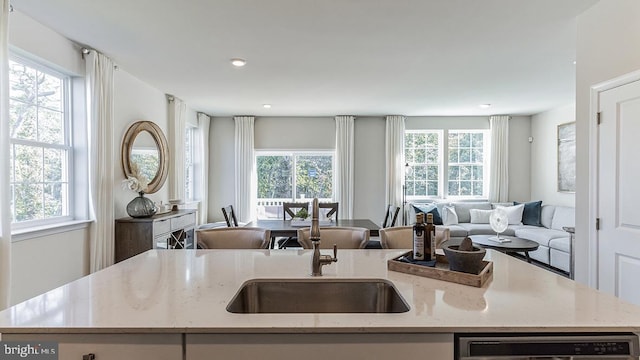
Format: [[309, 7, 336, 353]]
[[283, 202, 310, 219], [222, 205, 242, 227], [196, 227, 271, 249], [279, 202, 310, 248], [382, 205, 400, 228], [297, 227, 370, 249], [379, 225, 450, 249], [319, 202, 339, 221]]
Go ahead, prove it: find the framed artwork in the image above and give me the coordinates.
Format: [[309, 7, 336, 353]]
[[557, 122, 576, 193]]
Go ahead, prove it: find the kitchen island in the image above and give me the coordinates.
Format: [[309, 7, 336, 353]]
[[1, 249, 640, 359]]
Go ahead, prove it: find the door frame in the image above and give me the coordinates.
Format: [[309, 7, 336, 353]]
[[589, 69, 640, 289]]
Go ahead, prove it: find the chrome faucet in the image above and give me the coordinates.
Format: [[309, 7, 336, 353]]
[[310, 198, 337, 276]]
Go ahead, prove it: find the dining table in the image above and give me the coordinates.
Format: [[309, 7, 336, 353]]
[[244, 219, 381, 249]]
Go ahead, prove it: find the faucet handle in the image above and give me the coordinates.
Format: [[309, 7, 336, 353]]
[[333, 244, 338, 260]]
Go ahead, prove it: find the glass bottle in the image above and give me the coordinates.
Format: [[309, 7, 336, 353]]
[[413, 213, 425, 260], [425, 213, 436, 261]]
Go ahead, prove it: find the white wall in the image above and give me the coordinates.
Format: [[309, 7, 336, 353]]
[[209, 117, 235, 222], [113, 71, 169, 219], [505, 116, 531, 203], [255, 117, 335, 150], [354, 117, 386, 223], [575, 0, 640, 285], [530, 104, 576, 207]]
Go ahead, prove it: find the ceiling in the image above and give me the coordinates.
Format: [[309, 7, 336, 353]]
[[13, 0, 598, 117]]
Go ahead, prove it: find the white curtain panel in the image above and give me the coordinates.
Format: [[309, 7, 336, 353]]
[[196, 112, 211, 224], [168, 95, 186, 202], [489, 115, 510, 202], [234, 116, 256, 223], [334, 115, 354, 219], [86, 50, 115, 272], [385, 115, 405, 224], [0, 0, 12, 309]]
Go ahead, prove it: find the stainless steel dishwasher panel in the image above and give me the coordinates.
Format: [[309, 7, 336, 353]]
[[456, 333, 640, 359]]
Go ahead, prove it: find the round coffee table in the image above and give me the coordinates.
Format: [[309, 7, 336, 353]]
[[469, 235, 539, 263]]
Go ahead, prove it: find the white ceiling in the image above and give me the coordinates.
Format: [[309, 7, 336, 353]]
[[13, 0, 598, 117]]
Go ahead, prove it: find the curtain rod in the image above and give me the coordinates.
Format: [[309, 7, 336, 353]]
[[81, 47, 119, 70]]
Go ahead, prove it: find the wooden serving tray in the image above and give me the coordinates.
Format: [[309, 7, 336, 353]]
[[387, 251, 493, 288]]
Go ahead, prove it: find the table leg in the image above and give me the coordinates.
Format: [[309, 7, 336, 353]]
[[524, 251, 532, 263]]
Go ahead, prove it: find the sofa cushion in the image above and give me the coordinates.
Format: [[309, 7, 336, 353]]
[[528, 245, 550, 265], [470, 209, 493, 223], [441, 205, 459, 225], [515, 226, 568, 247], [550, 248, 570, 272], [411, 204, 443, 225], [446, 224, 469, 238], [491, 202, 514, 209], [514, 200, 543, 227], [496, 204, 524, 225], [459, 223, 517, 236], [548, 237, 570, 252], [452, 202, 492, 223], [551, 206, 575, 231], [541, 205, 556, 229]]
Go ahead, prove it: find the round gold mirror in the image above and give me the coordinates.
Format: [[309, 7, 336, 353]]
[[121, 121, 169, 194]]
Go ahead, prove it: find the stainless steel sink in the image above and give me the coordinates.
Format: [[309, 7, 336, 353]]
[[226, 278, 410, 313]]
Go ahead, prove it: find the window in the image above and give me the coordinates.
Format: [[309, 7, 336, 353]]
[[184, 126, 196, 201], [405, 131, 442, 197], [9, 57, 72, 227], [447, 130, 487, 197], [404, 129, 489, 199], [256, 151, 333, 219]]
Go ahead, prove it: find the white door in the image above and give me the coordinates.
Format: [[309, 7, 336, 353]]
[[598, 78, 640, 305]]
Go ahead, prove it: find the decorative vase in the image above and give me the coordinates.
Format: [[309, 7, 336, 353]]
[[126, 192, 158, 218]]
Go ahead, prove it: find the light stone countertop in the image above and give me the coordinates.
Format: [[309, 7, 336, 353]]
[[2, 249, 640, 334]]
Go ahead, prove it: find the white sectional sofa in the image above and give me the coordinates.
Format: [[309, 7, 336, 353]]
[[409, 201, 575, 273]]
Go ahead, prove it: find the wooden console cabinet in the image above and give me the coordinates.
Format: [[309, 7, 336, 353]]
[[115, 210, 197, 263]]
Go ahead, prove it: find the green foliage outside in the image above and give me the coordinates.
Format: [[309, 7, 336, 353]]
[[257, 154, 332, 201], [405, 131, 485, 198], [9, 60, 67, 222]]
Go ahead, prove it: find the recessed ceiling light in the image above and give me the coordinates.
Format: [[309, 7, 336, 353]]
[[573, 60, 577, 65], [479, 104, 491, 108], [263, 104, 272, 109], [231, 58, 246, 67]]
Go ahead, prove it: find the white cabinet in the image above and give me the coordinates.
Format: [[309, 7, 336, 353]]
[[1, 333, 182, 360], [186, 333, 454, 360]]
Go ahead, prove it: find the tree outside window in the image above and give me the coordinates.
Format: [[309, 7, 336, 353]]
[[404, 129, 489, 200], [405, 131, 441, 197], [256, 152, 333, 219], [448, 131, 486, 197], [9, 58, 71, 225]]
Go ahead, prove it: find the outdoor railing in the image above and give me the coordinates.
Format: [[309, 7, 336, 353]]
[[256, 198, 332, 220]]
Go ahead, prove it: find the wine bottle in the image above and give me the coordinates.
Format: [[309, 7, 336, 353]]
[[413, 213, 425, 260], [426, 213, 436, 261]]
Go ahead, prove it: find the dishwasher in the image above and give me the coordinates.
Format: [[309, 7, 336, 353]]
[[456, 332, 640, 359]]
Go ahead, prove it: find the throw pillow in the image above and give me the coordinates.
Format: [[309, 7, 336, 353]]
[[452, 202, 492, 223], [514, 200, 543, 226], [469, 209, 493, 224], [411, 204, 443, 225], [496, 204, 525, 225], [441, 205, 459, 225]]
